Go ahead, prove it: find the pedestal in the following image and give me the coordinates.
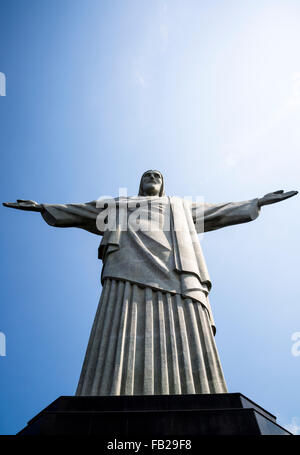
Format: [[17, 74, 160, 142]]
[[18, 393, 292, 435]]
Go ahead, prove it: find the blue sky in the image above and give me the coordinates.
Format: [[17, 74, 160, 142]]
[[0, 0, 299, 435]]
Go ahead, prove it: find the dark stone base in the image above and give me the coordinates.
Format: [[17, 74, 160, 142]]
[[17, 393, 292, 435]]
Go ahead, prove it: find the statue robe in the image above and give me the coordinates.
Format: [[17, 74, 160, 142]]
[[41, 196, 260, 395]]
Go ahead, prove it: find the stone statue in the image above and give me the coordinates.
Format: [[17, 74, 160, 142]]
[[3, 171, 297, 396]]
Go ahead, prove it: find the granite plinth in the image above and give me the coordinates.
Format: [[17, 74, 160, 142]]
[[18, 393, 292, 436]]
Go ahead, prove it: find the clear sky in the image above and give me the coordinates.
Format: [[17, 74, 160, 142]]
[[0, 0, 299, 435]]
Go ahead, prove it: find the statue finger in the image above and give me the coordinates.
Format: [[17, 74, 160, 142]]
[[282, 190, 298, 199], [2, 201, 40, 211], [263, 191, 282, 197], [17, 199, 36, 204], [3, 202, 19, 208]]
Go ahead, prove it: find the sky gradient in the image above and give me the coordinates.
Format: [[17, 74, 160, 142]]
[[0, 0, 299, 435]]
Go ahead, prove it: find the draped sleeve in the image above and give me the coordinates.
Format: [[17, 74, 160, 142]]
[[41, 200, 103, 235], [191, 198, 261, 233]]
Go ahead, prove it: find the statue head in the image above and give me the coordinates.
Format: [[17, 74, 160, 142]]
[[138, 170, 165, 197]]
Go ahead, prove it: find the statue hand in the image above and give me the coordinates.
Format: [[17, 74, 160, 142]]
[[2, 199, 43, 212], [258, 190, 298, 207]]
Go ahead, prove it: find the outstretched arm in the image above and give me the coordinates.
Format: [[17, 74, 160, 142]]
[[3, 199, 102, 235], [191, 190, 298, 233]]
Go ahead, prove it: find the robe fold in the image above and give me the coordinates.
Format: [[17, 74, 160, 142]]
[[41, 196, 260, 395]]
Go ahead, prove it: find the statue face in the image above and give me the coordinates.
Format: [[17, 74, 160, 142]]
[[141, 170, 163, 196]]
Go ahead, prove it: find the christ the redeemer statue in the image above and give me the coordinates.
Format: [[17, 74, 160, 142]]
[[3, 171, 297, 396]]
